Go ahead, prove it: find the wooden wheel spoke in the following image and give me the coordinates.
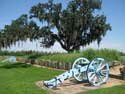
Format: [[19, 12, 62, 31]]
[[97, 62, 103, 69], [88, 72, 94, 77], [93, 75, 98, 84], [98, 64, 106, 70], [97, 73, 103, 82], [89, 74, 96, 81], [100, 69, 108, 76], [77, 73, 82, 79]]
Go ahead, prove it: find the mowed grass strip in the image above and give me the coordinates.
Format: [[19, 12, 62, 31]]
[[79, 85, 125, 94], [0, 62, 63, 94]]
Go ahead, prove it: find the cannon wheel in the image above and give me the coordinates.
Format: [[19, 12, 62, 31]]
[[87, 58, 109, 86], [72, 57, 90, 81]]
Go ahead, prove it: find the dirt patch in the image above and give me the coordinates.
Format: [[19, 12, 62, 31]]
[[36, 65, 125, 94]]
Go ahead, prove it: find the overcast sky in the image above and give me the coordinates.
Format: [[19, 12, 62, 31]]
[[0, 0, 125, 52]]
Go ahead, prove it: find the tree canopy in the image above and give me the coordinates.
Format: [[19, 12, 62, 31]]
[[0, 0, 111, 52], [0, 15, 40, 48]]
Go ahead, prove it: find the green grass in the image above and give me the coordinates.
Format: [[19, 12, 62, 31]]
[[0, 61, 63, 94], [0, 62, 125, 94], [79, 85, 125, 94]]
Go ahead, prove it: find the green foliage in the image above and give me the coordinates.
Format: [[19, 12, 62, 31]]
[[83, 48, 120, 61], [39, 52, 83, 63], [0, 50, 50, 59], [120, 51, 125, 56], [119, 56, 125, 63], [0, 50, 41, 56], [27, 53, 43, 59], [0, 14, 39, 49], [82, 49, 96, 60], [0, 48, 122, 63], [0, 62, 63, 94], [38, 49, 121, 63]]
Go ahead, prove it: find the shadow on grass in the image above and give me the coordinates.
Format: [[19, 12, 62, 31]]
[[0, 63, 31, 69]]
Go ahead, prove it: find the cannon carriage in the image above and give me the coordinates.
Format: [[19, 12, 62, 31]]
[[44, 57, 109, 88]]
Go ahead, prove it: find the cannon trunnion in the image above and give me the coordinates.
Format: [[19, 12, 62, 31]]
[[43, 58, 109, 88]]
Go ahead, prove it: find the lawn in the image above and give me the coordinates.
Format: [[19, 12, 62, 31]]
[[79, 85, 125, 94], [0, 61, 125, 94], [0, 61, 63, 94]]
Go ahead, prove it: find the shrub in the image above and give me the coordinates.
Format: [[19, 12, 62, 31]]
[[83, 48, 120, 62]]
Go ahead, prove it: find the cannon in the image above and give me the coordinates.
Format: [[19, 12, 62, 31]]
[[2, 56, 17, 63], [43, 57, 109, 88]]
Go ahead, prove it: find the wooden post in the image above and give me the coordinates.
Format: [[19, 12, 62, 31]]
[[120, 66, 125, 80]]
